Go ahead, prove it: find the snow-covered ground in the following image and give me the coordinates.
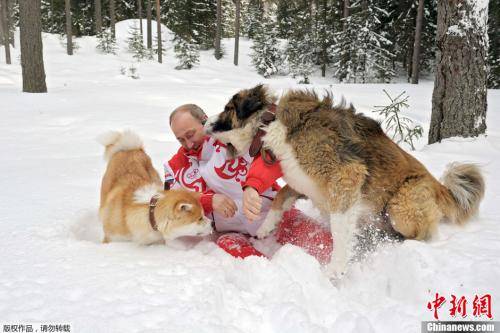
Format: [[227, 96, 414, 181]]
[[1, 20, 499, 332]]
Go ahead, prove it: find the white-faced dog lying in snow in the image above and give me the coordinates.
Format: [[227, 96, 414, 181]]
[[98, 130, 212, 244], [205, 84, 485, 275]]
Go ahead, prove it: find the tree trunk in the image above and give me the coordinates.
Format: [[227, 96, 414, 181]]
[[320, 0, 327, 77], [155, 0, 161, 63], [19, 0, 47, 93], [407, 50, 412, 82], [7, 0, 13, 47], [137, 0, 143, 35], [411, 0, 424, 84], [429, 0, 488, 144], [146, 0, 152, 49], [65, 0, 72, 55], [95, 0, 102, 34], [1, 0, 11, 64], [234, 0, 240, 66], [110, 0, 116, 38], [343, 0, 349, 31], [0, 3, 3, 42], [214, 0, 222, 59]]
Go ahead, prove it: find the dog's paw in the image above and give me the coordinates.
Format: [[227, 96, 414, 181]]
[[256, 223, 274, 239], [256, 210, 281, 239]]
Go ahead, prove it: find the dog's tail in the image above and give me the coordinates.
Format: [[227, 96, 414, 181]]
[[437, 163, 485, 225], [97, 130, 143, 161]]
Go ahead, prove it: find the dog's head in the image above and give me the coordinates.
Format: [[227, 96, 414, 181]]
[[155, 189, 212, 240], [205, 84, 275, 157]]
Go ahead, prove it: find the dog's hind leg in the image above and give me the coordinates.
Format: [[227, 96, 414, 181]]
[[256, 185, 305, 239], [387, 178, 442, 240]]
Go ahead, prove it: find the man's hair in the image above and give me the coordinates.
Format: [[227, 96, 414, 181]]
[[169, 104, 207, 125]]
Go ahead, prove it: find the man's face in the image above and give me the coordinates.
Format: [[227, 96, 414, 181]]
[[171, 111, 206, 152]]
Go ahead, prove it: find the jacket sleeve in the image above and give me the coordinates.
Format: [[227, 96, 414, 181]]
[[163, 151, 184, 190], [165, 148, 215, 214], [242, 154, 283, 194]]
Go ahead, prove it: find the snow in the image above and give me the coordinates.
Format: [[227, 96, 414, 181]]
[[1, 20, 500, 332], [448, 0, 490, 37]]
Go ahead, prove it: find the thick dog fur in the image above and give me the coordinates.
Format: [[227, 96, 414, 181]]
[[98, 130, 212, 244], [206, 85, 485, 274]]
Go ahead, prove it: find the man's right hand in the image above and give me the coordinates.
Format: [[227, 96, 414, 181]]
[[212, 194, 237, 218]]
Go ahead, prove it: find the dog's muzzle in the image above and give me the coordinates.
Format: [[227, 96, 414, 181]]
[[204, 115, 218, 135]]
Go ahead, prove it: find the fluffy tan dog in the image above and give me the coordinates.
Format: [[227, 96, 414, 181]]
[[206, 85, 485, 275], [98, 130, 212, 245]]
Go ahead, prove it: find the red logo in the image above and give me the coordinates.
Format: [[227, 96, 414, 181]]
[[175, 166, 207, 192], [427, 293, 493, 320], [215, 157, 248, 183], [473, 294, 493, 319], [213, 140, 227, 153]]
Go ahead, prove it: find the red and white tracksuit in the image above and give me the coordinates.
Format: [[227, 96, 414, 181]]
[[163, 136, 281, 236]]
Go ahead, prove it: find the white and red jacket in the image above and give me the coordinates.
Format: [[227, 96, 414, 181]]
[[163, 136, 281, 236]]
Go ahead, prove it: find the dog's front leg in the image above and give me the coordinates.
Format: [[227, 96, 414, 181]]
[[327, 199, 365, 278], [256, 185, 304, 239]]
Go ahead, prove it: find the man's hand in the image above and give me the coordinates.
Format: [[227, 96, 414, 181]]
[[212, 194, 237, 218], [243, 187, 262, 221]]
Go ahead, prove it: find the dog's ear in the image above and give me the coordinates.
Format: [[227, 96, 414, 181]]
[[236, 84, 266, 120], [176, 202, 193, 212]]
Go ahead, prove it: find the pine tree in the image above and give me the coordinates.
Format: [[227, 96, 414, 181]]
[[195, 0, 217, 49], [316, 0, 338, 77], [221, 0, 236, 37], [153, 33, 166, 58], [96, 29, 117, 54], [242, 0, 262, 38], [173, 34, 200, 69], [387, 0, 437, 79], [41, 0, 65, 34], [127, 23, 148, 61], [332, 0, 395, 83], [168, 0, 215, 50], [251, 16, 281, 77], [286, 9, 316, 84], [72, 0, 93, 36], [276, 0, 292, 39]]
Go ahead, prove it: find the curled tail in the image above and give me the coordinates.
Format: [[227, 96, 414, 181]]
[[97, 130, 143, 161], [438, 163, 485, 224]]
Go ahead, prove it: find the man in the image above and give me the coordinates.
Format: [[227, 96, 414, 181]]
[[165, 104, 333, 262], [164, 104, 280, 257]]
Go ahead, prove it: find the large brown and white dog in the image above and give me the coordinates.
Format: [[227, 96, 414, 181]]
[[205, 84, 485, 274], [98, 130, 212, 245]]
